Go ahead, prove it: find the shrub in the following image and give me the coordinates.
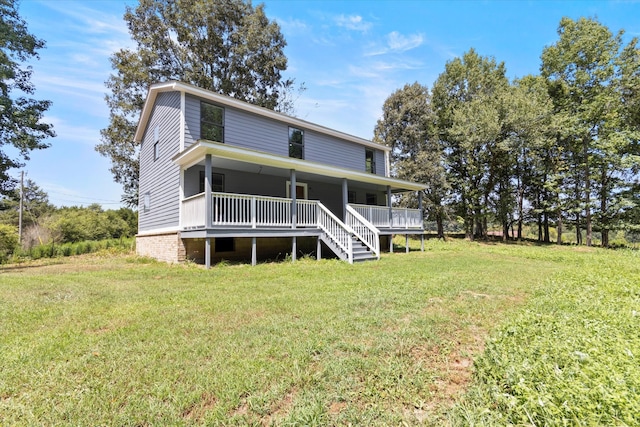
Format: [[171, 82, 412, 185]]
[[0, 224, 18, 263]]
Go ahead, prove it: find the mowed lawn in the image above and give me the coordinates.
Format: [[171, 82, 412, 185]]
[[1, 240, 637, 425]]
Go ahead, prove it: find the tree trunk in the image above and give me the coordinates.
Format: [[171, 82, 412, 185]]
[[543, 213, 550, 243], [602, 229, 609, 248], [517, 175, 524, 241], [557, 212, 563, 245], [576, 213, 582, 245], [584, 137, 592, 247], [436, 215, 445, 240]]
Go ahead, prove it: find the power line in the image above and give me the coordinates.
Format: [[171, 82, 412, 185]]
[[45, 189, 122, 204]]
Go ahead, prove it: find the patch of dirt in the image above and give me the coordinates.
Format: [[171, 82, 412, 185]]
[[328, 401, 347, 415], [182, 392, 218, 421]]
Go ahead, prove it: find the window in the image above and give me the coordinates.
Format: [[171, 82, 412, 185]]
[[201, 102, 224, 142], [215, 237, 235, 252], [289, 127, 304, 159], [143, 192, 150, 212], [366, 193, 377, 205], [153, 126, 160, 161], [348, 191, 356, 204], [365, 149, 376, 174], [199, 172, 225, 193]]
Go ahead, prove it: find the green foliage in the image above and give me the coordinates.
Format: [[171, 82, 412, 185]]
[[97, 0, 296, 206], [0, 222, 17, 262], [44, 206, 133, 244], [0, 0, 55, 195], [13, 237, 134, 261], [451, 250, 640, 425]]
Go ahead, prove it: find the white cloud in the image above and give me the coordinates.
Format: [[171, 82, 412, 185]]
[[365, 31, 425, 56], [334, 14, 372, 32]]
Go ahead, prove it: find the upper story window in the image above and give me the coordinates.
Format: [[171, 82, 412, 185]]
[[201, 102, 224, 142], [365, 149, 376, 174], [289, 127, 304, 159]]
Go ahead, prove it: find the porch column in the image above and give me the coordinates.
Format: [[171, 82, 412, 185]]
[[292, 236, 297, 262], [205, 154, 213, 270], [251, 237, 257, 266], [290, 169, 297, 229], [317, 238, 322, 260], [205, 238, 211, 269], [205, 154, 212, 229], [387, 186, 392, 228], [342, 178, 348, 220], [418, 191, 424, 230], [406, 234, 409, 253]]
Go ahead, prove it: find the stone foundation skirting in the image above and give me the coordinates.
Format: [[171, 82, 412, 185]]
[[136, 232, 186, 263]]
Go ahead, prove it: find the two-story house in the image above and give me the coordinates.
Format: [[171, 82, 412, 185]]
[[134, 81, 426, 267]]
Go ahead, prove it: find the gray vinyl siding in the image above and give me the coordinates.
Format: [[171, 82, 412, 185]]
[[183, 93, 386, 174], [138, 91, 181, 232]]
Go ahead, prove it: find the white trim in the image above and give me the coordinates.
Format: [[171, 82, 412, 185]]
[[135, 81, 390, 153], [385, 151, 391, 178], [179, 91, 186, 151], [179, 168, 185, 226], [286, 181, 308, 199], [173, 140, 426, 192], [137, 226, 181, 236]]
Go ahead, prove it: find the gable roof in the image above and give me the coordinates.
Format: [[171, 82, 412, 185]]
[[133, 81, 391, 153]]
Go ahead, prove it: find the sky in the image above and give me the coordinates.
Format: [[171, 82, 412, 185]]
[[11, 0, 640, 208]]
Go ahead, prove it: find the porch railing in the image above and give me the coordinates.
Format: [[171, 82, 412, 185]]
[[182, 192, 317, 228], [317, 202, 353, 263], [348, 203, 423, 229], [345, 205, 380, 259]]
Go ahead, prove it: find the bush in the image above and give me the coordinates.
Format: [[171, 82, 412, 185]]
[[0, 224, 18, 263]]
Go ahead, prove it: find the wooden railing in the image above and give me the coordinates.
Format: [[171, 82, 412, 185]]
[[345, 205, 380, 259], [182, 193, 206, 228], [317, 202, 353, 263], [348, 203, 423, 229], [182, 192, 318, 228]]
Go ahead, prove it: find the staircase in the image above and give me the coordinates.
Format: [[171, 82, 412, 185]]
[[317, 202, 380, 264], [350, 236, 377, 262]]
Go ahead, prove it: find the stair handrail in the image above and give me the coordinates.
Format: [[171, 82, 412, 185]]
[[345, 205, 380, 260], [317, 202, 354, 263]]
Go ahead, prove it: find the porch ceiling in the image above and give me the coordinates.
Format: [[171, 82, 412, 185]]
[[173, 140, 426, 193]]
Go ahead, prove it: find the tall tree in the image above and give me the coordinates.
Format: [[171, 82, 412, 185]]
[[0, 0, 54, 196], [432, 49, 510, 239], [98, 0, 295, 206], [373, 82, 450, 238], [541, 17, 640, 246]]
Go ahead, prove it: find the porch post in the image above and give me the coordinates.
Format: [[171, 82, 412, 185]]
[[292, 236, 297, 262], [290, 169, 297, 229], [418, 191, 424, 228], [406, 234, 409, 253], [204, 154, 213, 270], [251, 237, 257, 266], [317, 237, 322, 260], [421, 234, 425, 251], [387, 186, 392, 228], [342, 178, 348, 220], [205, 154, 212, 229], [205, 237, 211, 269]]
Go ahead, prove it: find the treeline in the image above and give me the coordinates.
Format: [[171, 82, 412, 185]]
[[0, 180, 137, 262], [375, 17, 640, 247]]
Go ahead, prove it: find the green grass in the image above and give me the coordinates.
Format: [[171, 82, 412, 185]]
[[0, 239, 637, 425]]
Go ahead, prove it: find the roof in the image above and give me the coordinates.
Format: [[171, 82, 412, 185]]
[[133, 81, 391, 152], [173, 140, 426, 192]]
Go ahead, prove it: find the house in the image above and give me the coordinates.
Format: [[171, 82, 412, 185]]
[[134, 81, 426, 267]]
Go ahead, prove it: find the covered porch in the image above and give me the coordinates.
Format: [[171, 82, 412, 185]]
[[173, 140, 426, 267]]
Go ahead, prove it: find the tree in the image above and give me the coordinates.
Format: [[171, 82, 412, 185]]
[[97, 0, 296, 206], [373, 82, 450, 238], [0, 178, 53, 227], [541, 17, 640, 247], [0, 0, 54, 196], [432, 49, 510, 240]]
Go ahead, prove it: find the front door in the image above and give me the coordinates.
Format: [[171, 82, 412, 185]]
[[286, 181, 308, 199]]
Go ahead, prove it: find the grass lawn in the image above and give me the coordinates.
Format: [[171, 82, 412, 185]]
[[1, 239, 638, 425]]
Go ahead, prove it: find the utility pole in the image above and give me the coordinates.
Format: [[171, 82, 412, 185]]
[[18, 170, 23, 245]]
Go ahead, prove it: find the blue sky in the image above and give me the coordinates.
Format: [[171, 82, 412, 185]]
[[13, 0, 640, 207]]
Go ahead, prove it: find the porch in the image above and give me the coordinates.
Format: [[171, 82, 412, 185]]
[[180, 191, 424, 267]]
